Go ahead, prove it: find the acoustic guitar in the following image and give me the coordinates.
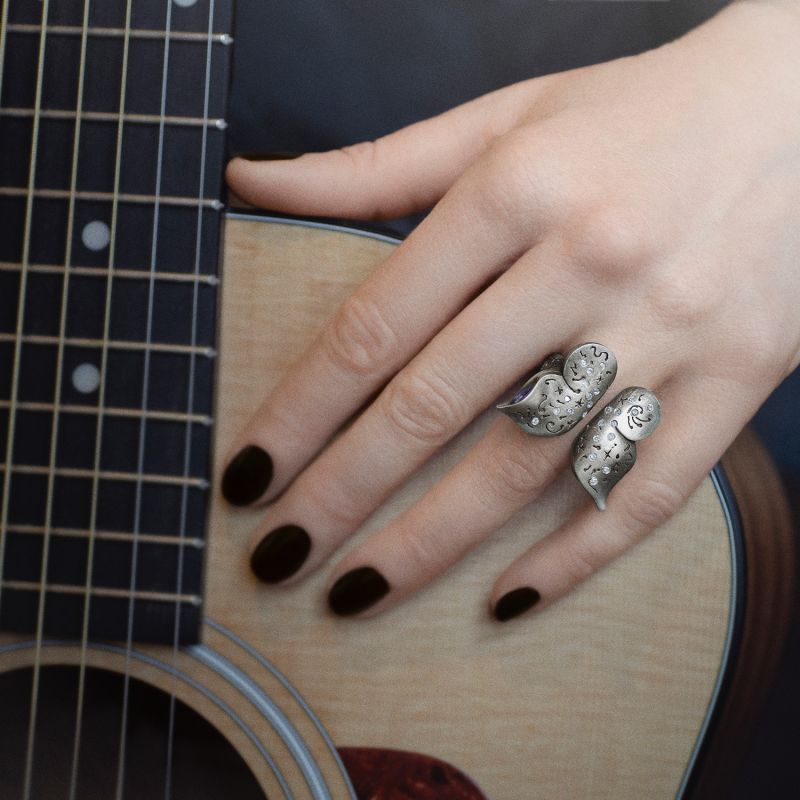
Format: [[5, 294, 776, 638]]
[[0, 2, 794, 798]]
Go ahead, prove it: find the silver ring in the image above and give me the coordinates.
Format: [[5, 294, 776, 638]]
[[571, 387, 661, 510], [496, 343, 617, 436]]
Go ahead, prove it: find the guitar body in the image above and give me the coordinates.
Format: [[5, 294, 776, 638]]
[[1, 214, 793, 799]]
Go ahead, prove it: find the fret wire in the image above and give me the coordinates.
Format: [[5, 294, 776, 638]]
[[1, 107, 227, 130], [1, 580, 202, 607], [7, 24, 233, 46], [0, 262, 219, 285], [0, 332, 216, 357], [0, 187, 223, 210], [9, 524, 204, 549], [0, 400, 212, 426], [1, 464, 208, 490]]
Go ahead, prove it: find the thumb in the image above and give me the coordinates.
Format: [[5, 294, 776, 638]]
[[225, 76, 552, 220]]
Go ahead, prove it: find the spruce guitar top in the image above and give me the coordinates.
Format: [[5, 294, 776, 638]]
[[0, 2, 794, 798]]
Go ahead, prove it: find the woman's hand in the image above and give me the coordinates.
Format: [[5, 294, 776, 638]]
[[222, 0, 800, 621]]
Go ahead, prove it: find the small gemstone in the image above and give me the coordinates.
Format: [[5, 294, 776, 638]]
[[592, 435, 601, 443], [598, 419, 606, 429], [586, 367, 594, 375], [593, 389, 600, 396], [602, 466, 611, 474], [589, 453, 598, 461], [567, 407, 575, 415], [604, 406, 612, 414], [564, 394, 571, 402], [589, 476, 598, 486], [614, 407, 622, 415], [586, 402, 593, 409], [530, 416, 540, 426], [552, 408, 560, 416], [579, 359, 588, 368], [512, 386, 530, 403], [647, 403, 655, 412], [585, 393, 593, 400], [607, 432, 616, 441], [581, 411, 587, 418], [611, 420, 618, 427]]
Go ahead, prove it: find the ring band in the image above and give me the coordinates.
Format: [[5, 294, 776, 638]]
[[571, 387, 661, 510], [496, 343, 617, 436]]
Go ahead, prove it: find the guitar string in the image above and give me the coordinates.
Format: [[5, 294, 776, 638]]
[[0, 0, 9, 109], [10, 1, 53, 798], [115, 1, 175, 797], [0, 0, 17, 634], [31, 0, 92, 792], [164, 2, 217, 796], [69, 1, 136, 797]]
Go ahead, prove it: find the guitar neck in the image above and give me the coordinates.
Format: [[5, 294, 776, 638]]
[[0, 0, 234, 644]]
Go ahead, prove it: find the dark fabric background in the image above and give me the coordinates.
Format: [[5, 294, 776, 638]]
[[228, 2, 798, 797]]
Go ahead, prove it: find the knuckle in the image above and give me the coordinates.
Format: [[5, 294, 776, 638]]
[[381, 364, 470, 449], [482, 437, 561, 507], [397, 526, 448, 575], [566, 203, 659, 280], [617, 476, 686, 538], [645, 266, 724, 330], [562, 539, 606, 585], [323, 293, 398, 377], [297, 472, 364, 531], [469, 132, 551, 233], [337, 140, 395, 219]]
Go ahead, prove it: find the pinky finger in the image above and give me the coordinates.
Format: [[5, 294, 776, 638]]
[[489, 379, 754, 622]]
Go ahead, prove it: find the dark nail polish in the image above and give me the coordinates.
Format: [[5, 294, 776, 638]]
[[328, 566, 390, 616], [233, 151, 302, 162], [221, 445, 273, 506], [492, 587, 541, 622], [250, 524, 311, 583]]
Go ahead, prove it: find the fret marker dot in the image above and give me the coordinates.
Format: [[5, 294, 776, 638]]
[[81, 220, 110, 251], [72, 363, 100, 394], [173, 0, 198, 6]]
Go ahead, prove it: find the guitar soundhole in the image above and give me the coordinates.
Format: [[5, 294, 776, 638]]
[[0, 666, 265, 800]]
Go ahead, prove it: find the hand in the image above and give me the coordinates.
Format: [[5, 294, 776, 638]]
[[222, 0, 800, 621]]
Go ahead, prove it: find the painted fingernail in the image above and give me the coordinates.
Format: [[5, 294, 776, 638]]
[[221, 445, 273, 506], [492, 587, 541, 622], [250, 524, 312, 583], [328, 566, 390, 616]]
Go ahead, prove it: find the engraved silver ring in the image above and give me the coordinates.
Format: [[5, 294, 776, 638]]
[[496, 343, 617, 436], [572, 387, 662, 510]]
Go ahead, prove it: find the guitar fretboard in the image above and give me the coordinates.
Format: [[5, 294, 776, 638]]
[[0, 0, 234, 644]]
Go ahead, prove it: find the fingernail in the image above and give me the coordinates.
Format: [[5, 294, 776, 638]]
[[492, 587, 541, 622], [221, 445, 273, 506], [250, 524, 311, 583], [233, 151, 302, 162], [328, 566, 390, 616]]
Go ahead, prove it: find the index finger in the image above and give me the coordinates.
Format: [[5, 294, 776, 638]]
[[219, 157, 544, 507]]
